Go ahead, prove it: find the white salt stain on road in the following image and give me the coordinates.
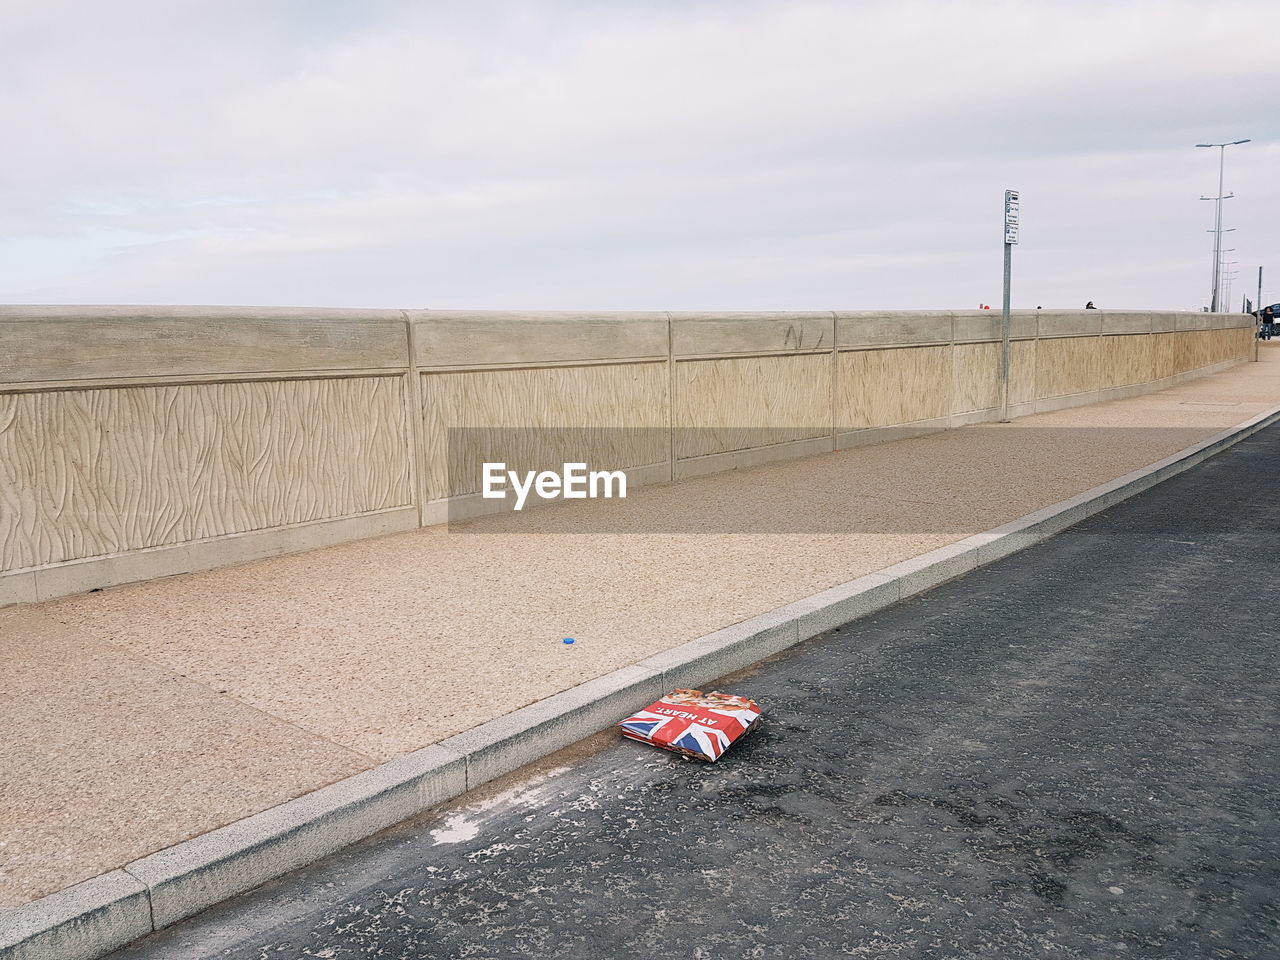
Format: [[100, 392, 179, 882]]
[[426, 751, 670, 846], [466, 841, 526, 862], [429, 766, 572, 845], [429, 815, 480, 845]]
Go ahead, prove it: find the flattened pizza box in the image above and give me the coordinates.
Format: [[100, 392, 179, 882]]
[[617, 688, 762, 762]]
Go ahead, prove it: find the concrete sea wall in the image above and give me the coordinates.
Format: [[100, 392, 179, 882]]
[[0, 306, 1255, 604]]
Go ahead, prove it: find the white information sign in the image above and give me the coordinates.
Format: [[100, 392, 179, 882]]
[[1004, 189, 1019, 245]]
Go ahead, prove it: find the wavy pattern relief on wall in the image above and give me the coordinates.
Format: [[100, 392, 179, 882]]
[[1035, 337, 1101, 399], [0, 393, 43, 572], [1099, 334, 1156, 389], [1, 376, 410, 573], [420, 363, 669, 501], [838, 345, 953, 430], [950, 342, 1000, 414], [674, 354, 831, 459]]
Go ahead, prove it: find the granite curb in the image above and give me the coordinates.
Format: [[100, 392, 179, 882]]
[[4, 401, 1279, 960]]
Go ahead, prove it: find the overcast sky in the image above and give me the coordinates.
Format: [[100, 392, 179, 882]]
[[2, 0, 1276, 312]]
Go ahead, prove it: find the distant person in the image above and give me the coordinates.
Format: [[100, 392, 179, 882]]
[[1084, 301, 1096, 309], [1262, 305, 1276, 341]]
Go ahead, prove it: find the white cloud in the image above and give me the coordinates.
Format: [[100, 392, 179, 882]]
[[1, 0, 1276, 309]]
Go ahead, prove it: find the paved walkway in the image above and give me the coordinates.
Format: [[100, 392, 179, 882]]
[[3, 345, 1279, 907], [108, 401, 1280, 960]]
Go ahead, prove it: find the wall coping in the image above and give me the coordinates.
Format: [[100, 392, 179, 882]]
[[0, 307, 1253, 385]]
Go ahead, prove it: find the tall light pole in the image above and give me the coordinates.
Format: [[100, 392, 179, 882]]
[[1220, 247, 1237, 302], [1222, 261, 1239, 311], [1196, 139, 1249, 312], [1203, 228, 1236, 309]]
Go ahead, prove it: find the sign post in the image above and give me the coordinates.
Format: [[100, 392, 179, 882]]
[[1001, 189, 1019, 422], [1257, 266, 1263, 362]]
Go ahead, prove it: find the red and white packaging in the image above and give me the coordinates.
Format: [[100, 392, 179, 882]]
[[617, 688, 762, 761]]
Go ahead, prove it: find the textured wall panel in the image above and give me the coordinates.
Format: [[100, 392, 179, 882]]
[[1198, 329, 1218, 368], [674, 354, 831, 459], [1175, 330, 1212, 373], [1099, 334, 1155, 389], [420, 363, 669, 500], [837, 345, 952, 430], [0, 394, 42, 571], [1, 377, 411, 573], [1211, 328, 1230, 363], [1213, 327, 1250, 364], [1153, 333, 1178, 379], [1172, 330, 1196, 373], [949, 341, 1036, 414], [951, 342, 1000, 414], [1009, 340, 1037, 406], [1212, 328, 1234, 364], [1035, 336, 1101, 399], [1231, 326, 1254, 359]]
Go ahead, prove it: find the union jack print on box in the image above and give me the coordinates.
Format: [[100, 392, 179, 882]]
[[618, 688, 762, 761]]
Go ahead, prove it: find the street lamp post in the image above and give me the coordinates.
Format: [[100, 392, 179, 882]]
[[1222, 262, 1239, 311], [1220, 249, 1237, 310], [1196, 139, 1250, 312], [1202, 228, 1236, 309]]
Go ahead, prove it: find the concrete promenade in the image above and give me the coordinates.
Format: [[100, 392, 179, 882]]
[[3, 344, 1279, 910]]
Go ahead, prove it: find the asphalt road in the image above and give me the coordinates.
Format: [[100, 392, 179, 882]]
[[112, 423, 1280, 960]]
